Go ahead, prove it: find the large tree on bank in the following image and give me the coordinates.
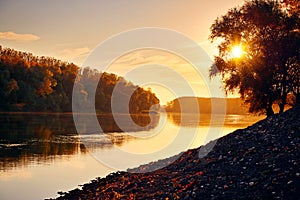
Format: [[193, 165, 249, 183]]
[[209, 0, 299, 116]]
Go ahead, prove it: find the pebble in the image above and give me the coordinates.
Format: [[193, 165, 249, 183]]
[[53, 106, 300, 200]]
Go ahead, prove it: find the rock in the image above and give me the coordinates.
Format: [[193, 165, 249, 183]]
[[53, 106, 300, 200]]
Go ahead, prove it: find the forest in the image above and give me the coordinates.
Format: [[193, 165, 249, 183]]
[[0, 46, 160, 113]]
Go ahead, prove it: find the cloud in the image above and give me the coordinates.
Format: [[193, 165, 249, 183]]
[[0, 31, 40, 42], [60, 47, 90, 60]]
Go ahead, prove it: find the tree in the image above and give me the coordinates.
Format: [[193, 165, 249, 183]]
[[0, 46, 160, 113], [209, 0, 300, 116], [281, 0, 300, 16]]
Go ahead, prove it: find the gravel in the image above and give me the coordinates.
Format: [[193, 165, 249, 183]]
[[53, 106, 300, 200]]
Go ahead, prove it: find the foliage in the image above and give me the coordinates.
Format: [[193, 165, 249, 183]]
[[76, 67, 160, 113], [209, 0, 300, 116], [0, 46, 160, 113], [280, 0, 300, 16]]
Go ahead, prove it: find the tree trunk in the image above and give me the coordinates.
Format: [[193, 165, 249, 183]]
[[279, 103, 285, 113], [279, 93, 286, 113], [279, 69, 288, 114], [266, 103, 274, 117]]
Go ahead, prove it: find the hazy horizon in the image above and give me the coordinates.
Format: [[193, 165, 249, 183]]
[[0, 0, 243, 104]]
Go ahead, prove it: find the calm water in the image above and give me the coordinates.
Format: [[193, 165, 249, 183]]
[[0, 112, 264, 200]]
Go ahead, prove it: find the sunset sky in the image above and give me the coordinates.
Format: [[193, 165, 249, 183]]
[[0, 0, 243, 104]]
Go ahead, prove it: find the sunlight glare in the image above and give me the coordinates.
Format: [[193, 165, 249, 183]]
[[231, 45, 243, 58]]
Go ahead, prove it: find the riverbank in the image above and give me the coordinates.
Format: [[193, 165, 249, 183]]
[[54, 106, 299, 199]]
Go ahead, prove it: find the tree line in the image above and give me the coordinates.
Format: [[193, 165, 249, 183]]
[[0, 46, 159, 113]]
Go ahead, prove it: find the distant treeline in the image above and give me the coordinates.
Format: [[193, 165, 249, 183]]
[[0, 46, 159, 112], [165, 97, 249, 114]]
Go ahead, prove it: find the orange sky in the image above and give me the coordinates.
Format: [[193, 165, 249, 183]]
[[0, 0, 244, 104]]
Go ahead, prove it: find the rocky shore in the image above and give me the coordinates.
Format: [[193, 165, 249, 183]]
[[54, 106, 300, 199]]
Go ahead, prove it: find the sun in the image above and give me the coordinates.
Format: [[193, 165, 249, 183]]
[[231, 45, 243, 58]]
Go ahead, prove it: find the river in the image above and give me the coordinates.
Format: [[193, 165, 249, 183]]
[[0, 112, 264, 200]]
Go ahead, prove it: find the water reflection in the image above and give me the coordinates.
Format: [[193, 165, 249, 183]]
[[167, 113, 264, 127], [98, 113, 159, 132], [0, 113, 159, 171]]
